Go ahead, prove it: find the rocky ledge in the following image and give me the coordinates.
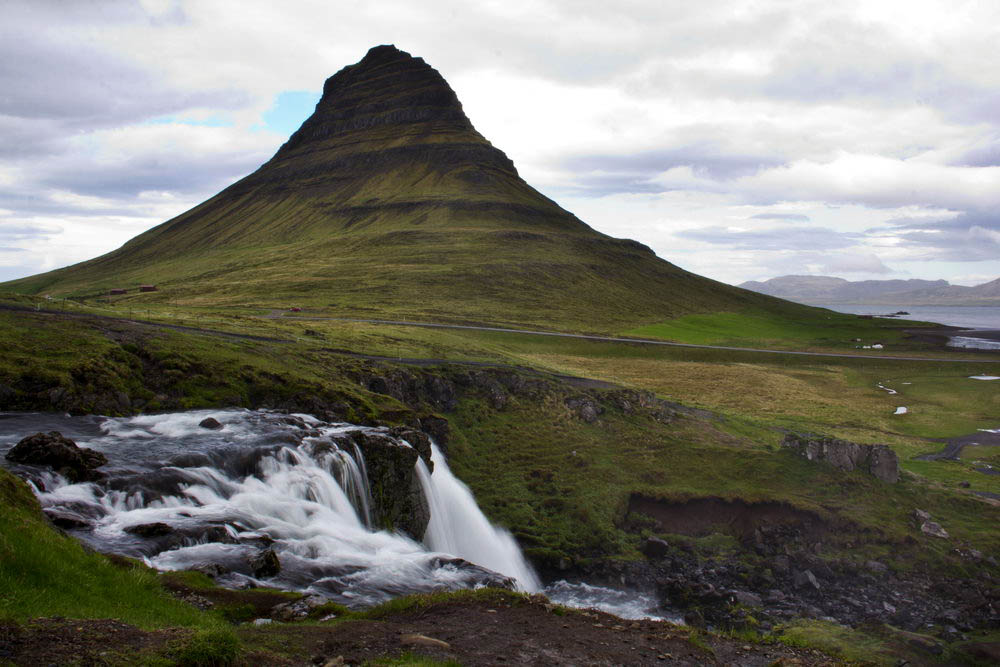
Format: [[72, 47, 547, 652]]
[[782, 433, 900, 483]]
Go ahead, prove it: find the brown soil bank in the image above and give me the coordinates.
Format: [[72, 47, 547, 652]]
[[0, 594, 844, 666], [627, 494, 828, 540]]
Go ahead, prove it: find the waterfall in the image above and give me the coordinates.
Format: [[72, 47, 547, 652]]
[[0, 409, 538, 607], [416, 444, 541, 592]]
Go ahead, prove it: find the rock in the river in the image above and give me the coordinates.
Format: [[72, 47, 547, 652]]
[[782, 434, 899, 483], [199, 417, 223, 430], [124, 522, 174, 538], [248, 548, 281, 578], [6, 431, 108, 482], [350, 430, 430, 540], [43, 508, 92, 529]]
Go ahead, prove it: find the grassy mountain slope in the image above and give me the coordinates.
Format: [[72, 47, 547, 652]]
[[3, 45, 811, 332]]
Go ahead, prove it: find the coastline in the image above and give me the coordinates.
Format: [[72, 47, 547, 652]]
[[904, 326, 1000, 346]]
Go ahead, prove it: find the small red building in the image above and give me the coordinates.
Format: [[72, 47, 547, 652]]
[[139, 285, 157, 292], [109, 288, 127, 295]]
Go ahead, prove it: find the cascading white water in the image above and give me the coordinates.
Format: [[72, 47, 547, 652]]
[[416, 444, 541, 592], [0, 409, 537, 607], [2, 409, 668, 619]]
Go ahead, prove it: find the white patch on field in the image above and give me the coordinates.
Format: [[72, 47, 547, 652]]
[[969, 375, 1000, 381], [877, 383, 897, 395], [894, 407, 908, 415]]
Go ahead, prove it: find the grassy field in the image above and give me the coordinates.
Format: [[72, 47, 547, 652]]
[[1, 297, 998, 663]]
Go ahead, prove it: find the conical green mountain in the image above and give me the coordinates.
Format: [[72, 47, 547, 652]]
[[5, 45, 797, 331]]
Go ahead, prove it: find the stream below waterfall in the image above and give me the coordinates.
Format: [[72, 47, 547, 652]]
[[0, 409, 664, 620]]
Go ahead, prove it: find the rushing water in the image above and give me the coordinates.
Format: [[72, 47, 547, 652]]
[[0, 409, 664, 618], [0, 410, 536, 607]]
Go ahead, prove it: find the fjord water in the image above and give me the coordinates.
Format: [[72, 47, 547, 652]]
[[0, 410, 538, 607], [816, 304, 1000, 330]]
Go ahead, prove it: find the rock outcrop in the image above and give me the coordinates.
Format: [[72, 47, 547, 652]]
[[346, 430, 431, 540], [5, 431, 108, 482], [782, 434, 900, 483]]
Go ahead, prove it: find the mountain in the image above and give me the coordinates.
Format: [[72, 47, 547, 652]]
[[4, 45, 802, 331], [740, 275, 1000, 306]]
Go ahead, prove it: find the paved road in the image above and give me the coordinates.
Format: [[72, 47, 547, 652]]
[[7, 302, 997, 363], [284, 316, 1000, 364]]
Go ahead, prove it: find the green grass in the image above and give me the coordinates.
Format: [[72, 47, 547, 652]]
[[776, 619, 892, 664], [627, 309, 936, 351], [0, 468, 220, 629]]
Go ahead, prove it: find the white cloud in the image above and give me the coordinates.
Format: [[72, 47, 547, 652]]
[[2, 0, 1000, 286]]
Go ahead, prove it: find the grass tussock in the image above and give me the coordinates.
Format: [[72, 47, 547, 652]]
[[0, 469, 220, 629]]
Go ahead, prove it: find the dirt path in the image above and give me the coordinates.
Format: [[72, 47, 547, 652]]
[[1, 597, 843, 666]]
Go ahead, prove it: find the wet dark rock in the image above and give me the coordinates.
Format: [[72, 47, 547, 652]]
[[350, 430, 430, 540], [782, 433, 900, 483], [248, 548, 281, 578], [6, 431, 107, 482], [418, 415, 450, 449], [124, 522, 174, 538], [198, 416, 223, 430], [43, 508, 92, 530], [388, 426, 433, 471], [429, 556, 517, 591]]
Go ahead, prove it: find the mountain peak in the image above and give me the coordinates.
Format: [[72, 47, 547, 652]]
[[280, 44, 472, 155]]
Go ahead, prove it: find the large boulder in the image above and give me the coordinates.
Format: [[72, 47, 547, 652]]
[[782, 434, 899, 483], [5, 431, 108, 482], [350, 430, 430, 540]]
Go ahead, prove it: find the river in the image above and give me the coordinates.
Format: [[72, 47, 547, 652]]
[[0, 408, 664, 620]]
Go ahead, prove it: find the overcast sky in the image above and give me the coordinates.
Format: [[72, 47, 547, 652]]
[[2, 0, 999, 287]]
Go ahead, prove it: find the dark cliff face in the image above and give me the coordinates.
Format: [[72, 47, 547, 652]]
[[279, 45, 477, 154]]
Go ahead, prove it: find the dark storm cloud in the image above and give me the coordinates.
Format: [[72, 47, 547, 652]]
[[750, 213, 810, 222], [676, 225, 860, 251]]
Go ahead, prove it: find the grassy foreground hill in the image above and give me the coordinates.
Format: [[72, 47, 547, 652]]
[[3, 44, 812, 333]]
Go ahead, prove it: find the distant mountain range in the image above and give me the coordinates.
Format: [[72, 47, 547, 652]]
[[738, 275, 1000, 306]]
